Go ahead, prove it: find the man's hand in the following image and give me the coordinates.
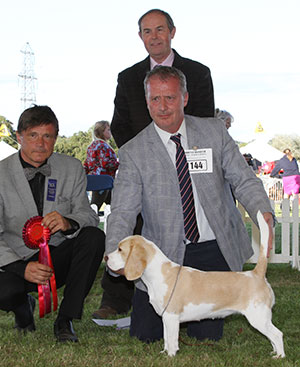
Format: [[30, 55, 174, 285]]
[[263, 212, 274, 258], [42, 211, 71, 234], [24, 261, 53, 284]]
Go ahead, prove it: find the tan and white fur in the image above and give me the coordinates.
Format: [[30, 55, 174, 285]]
[[107, 211, 284, 358]]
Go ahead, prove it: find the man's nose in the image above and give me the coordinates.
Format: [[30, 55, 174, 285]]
[[159, 98, 167, 111], [151, 30, 158, 39], [36, 135, 45, 145]]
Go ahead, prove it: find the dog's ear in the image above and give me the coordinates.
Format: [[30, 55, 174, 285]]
[[124, 241, 147, 281]]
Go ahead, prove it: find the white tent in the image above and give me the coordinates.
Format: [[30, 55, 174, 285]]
[[239, 139, 283, 163], [239, 122, 284, 163], [0, 140, 17, 160]]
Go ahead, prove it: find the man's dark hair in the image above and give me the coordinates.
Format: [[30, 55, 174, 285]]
[[17, 105, 59, 136], [144, 66, 187, 96], [138, 9, 175, 32]]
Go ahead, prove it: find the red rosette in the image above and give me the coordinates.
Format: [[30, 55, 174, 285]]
[[22, 216, 57, 318], [22, 216, 51, 249]]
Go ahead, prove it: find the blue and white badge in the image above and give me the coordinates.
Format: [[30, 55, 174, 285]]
[[47, 179, 57, 201], [185, 148, 213, 173]]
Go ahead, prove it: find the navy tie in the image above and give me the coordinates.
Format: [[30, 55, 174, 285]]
[[170, 134, 200, 243]]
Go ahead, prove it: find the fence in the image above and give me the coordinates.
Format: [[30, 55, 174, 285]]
[[100, 196, 300, 270], [238, 194, 300, 270], [260, 176, 283, 202]]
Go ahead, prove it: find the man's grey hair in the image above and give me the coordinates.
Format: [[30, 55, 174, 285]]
[[144, 66, 187, 97], [138, 9, 175, 33], [215, 109, 234, 123]]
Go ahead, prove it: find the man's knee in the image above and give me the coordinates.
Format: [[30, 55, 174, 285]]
[[77, 226, 105, 255], [79, 226, 105, 241], [0, 273, 27, 311]]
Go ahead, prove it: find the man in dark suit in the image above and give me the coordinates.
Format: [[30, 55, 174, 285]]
[[0, 105, 105, 342], [93, 9, 215, 319], [111, 9, 215, 148]]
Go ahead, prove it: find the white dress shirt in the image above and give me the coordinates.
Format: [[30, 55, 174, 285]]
[[150, 50, 175, 70], [154, 120, 216, 242]]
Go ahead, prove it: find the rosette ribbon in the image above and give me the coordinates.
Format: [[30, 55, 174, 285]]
[[22, 216, 58, 318]]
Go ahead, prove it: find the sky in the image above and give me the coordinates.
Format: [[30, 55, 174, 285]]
[[0, 0, 299, 142]]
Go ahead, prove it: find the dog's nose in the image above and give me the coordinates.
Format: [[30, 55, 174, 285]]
[[104, 255, 109, 262]]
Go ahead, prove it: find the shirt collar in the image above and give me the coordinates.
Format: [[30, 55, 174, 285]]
[[150, 50, 174, 70], [154, 118, 187, 147]]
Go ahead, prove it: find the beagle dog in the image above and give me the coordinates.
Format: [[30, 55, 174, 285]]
[[107, 211, 285, 358]]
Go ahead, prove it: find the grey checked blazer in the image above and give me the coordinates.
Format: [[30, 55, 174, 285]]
[[0, 152, 99, 267], [106, 115, 273, 289]]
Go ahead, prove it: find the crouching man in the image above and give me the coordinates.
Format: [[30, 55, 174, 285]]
[[0, 105, 105, 342]]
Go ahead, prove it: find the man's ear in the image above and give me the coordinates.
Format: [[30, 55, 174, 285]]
[[16, 132, 22, 145], [184, 92, 189, 107], [170, 27, 176, 39]]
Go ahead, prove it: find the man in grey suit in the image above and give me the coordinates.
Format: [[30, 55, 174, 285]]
[[94, 7, 215, 320], [105, 66, 274, 342], [0, 105, 105, 342]]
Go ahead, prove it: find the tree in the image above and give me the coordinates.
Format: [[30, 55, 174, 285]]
[[55, 130, 92, 163], [0, 115, 18, 149], [270, 135, 300, 160]]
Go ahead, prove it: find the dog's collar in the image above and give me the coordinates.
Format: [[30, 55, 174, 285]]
[[161, 265, 182, 317]]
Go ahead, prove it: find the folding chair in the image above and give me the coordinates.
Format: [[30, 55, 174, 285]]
[[86, 174, 114, 192]]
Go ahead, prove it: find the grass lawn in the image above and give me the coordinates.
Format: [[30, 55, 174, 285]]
[[1, 262, 300, 367]]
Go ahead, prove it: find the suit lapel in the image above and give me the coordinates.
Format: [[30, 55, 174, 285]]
[[43, 154, 60, 214], [12, 153, 63, 217], [185, 116, 214, 202], [10, 154, 38, 217], [185, 116, 205, 149], [136, 56, 150, 82], [146, 123, 179, 185], [172, 49, 184, 69]]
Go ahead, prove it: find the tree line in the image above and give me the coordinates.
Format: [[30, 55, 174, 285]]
[[1, 115, 299, 163]]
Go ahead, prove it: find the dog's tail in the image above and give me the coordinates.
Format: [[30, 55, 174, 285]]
[[253, 210, 269, 277]]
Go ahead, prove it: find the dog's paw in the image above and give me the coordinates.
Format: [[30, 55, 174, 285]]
[[160, 348, 177, 357], [271, 352, 285, 359], [160, 349, 171, 356]]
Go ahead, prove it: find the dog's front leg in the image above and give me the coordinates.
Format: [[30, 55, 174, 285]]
[[162, 313, 180, 356]]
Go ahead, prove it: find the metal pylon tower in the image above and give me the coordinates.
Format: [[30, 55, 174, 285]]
[[19, 42, 37, 110]]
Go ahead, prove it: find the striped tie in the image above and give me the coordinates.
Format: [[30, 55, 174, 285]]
[[170, 134, 200, 243]]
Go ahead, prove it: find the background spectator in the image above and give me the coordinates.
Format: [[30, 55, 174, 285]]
[[84, 121, 119, 211], [215, 108, 234, 130], [270, 148, 300, 199]]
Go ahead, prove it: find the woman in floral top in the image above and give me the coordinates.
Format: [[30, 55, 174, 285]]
[[84, 121, 119, 210]]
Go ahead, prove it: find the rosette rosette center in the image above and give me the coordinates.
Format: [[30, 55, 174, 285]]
[[22, 216, 51, 249]]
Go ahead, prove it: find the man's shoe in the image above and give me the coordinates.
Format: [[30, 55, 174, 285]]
[[54, 318, 78, 343], [92, 305, 118, 319], [14, 294, 36, 333]]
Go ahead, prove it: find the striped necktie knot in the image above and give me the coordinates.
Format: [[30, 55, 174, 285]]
[[170, 133, 181, 146]]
